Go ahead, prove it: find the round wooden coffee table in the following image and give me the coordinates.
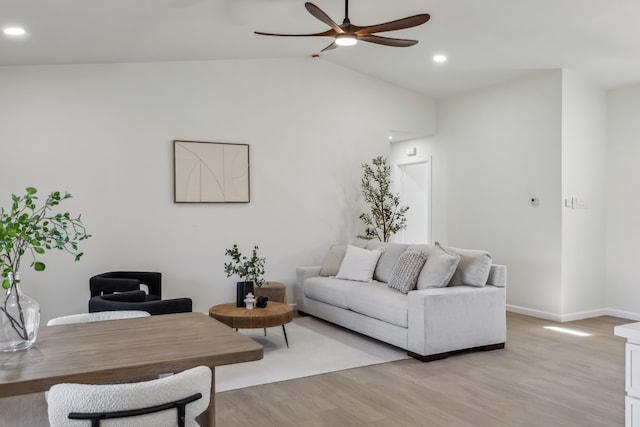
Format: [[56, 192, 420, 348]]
[[208, 302, 294, 348]]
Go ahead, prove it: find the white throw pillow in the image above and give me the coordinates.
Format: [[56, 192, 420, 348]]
[[335, 245, 384, 282]]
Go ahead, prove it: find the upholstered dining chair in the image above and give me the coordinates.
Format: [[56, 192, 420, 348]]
[[47, 365, 212, 427], [90, 271, 162, 300], [47, 311, 150, 326], [89, 291, 193, 315]]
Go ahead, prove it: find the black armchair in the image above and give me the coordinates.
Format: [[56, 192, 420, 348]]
[[90, 271, 162, 300], [89, 291, 192, 316]]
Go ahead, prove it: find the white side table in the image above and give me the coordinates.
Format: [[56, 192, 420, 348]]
[[614, 322, 640, 427]]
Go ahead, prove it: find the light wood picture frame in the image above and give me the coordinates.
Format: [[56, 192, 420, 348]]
[[173, 140, 250, 203]]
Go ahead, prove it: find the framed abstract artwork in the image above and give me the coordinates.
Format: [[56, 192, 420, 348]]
[[173, 140, 250, 203]]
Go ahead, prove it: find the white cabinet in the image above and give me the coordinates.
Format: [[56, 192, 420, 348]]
[[614, 323, 640, 427]]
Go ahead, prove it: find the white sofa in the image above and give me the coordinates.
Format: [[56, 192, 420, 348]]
[[295, 242, 506, 361]]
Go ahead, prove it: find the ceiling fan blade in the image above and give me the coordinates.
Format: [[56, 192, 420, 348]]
[[321, 41, 338, 52], [305, 2, 345, 34], [254, 29, 336, 37], [358, 34, 418, 48], [355, 14, 430, 35]]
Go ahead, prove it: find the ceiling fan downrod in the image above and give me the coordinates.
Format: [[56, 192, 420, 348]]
[[343, 0, 351, 25]]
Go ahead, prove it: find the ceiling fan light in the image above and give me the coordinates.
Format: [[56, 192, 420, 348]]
[[335, 35, 357, 47]]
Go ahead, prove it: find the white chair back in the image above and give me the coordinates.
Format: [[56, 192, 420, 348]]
[[47, 311, 150, 326], [47, 365, 211, 427]]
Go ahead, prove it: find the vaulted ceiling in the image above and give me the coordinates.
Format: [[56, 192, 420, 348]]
[[2, 0, 639, 98]]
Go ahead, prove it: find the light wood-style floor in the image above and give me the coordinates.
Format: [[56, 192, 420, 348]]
[[0, 313, 629, 426]]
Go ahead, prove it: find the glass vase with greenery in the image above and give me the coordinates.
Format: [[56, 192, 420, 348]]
[[0, 187, 90, 351], [358, 156, 409, 242]]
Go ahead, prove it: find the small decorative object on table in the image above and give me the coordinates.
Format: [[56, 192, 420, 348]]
[[256, 296, 268, 308], [0, 187, 90, 352], [244, 292, 256, 310], [224, 244, 266, 307]]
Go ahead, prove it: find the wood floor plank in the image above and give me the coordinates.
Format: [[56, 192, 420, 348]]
[[0, 313, 630, 426]]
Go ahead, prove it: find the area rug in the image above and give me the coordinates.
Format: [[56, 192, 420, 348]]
[[215, 316, 409, 392]]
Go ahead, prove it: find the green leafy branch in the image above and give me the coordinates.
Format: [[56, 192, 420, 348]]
[[358, 156, 409, 242], [0, 187, 90, 339], [0, 187, 91, 289], [223, 244, 266, 287]]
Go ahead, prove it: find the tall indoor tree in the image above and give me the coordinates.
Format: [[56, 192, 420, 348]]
[[358, 156, 409, 242]]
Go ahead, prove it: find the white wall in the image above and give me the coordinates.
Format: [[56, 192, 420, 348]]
[[560, 70, 607, 318], [425, 71, 565, 317], [606, 83, 640, 319], [0, 58, 436, 323]]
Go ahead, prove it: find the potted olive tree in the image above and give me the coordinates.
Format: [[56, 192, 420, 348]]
[[358, 156, 409, 242], [224, 244, 266, 307], [0, 187, 90, 351]]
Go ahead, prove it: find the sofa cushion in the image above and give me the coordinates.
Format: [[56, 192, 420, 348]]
[[387, 251, 428, 294], [335, 245, 383, 282], [346, 282, 409, 328], [365, 242, 408, 283], [319, 245, 347, 277], [406, 244, 435, 255], [303, 276, 370, 309], [442, 244, 492, 287], [416, 243, 461, 289]]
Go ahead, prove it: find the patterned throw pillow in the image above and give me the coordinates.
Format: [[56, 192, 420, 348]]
[[387, 251, 428, 294]]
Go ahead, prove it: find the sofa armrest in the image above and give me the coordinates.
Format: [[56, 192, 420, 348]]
[[296, 266, 322, 286], [487, 264, 507, 288], [295, 266, 322, 311], [407, 285, 506, 357]]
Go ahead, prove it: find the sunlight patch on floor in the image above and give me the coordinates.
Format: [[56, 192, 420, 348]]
[[543, 326, 592, 337]]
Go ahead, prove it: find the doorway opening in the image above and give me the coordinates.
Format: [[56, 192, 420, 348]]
[[396, 158, 431, 244]]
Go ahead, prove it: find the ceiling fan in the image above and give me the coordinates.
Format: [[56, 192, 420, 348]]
[[255, 0, 430, 52]]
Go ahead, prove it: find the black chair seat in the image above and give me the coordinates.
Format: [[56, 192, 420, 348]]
[[89, 291, 192, 316]]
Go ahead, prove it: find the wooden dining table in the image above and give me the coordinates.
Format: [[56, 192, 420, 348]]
[[0, 312, 263, 426]]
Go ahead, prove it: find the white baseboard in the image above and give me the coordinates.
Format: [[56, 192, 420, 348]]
[[507, 305, 562, 322], [507, 304, 640, 323], [604, 309, 640, 322]]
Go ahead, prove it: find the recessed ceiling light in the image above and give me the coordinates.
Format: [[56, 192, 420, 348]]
[[433, 54, 447, 63], [3, 27, 26, 36]]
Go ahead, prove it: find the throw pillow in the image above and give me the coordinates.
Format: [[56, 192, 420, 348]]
[[443, 244, 493, 287], [366, 242, 408, 283], [387, 251, 428, 294], [319, 245, 348, 277], [416, 243, 461, 289], [335, 245, 384, 282]]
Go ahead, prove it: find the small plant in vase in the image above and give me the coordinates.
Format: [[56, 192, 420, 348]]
[[0, 187, 90, 351], [224, 244, 266, 307]]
